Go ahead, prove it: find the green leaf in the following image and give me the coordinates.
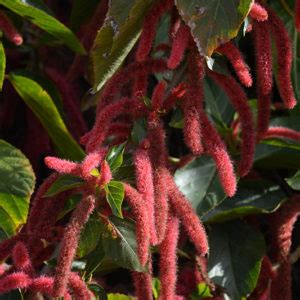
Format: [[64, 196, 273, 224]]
[[189, 283, 213, 299], [174, 156, 226, 217], [0, 289, 23, 300], [169, 109, 184, 129], [105, 181, 124, 218], [0, 0, 85, 53], [152, 278, 161, 299], [175, 0, 253, 57], [106, 143, 126, 172], [69, 0, 100, 31], [102, 216, 146, 272], [286, 171, 300, 191], [254, 116, 300, 169], [8, 72, 85, 161], [0, 42, 6, 91], [203, 179, 286, 223], [107, 294, 133, 300], [208, 220, 265, 299], [89, 0, 154, 92], [44, 175, 84, 197], [57, 194, 81, 220], [89, 283, 108, 300], [0, 140, 35, 235], [77, 216, 102, 258], [204, 77, 234, 126]]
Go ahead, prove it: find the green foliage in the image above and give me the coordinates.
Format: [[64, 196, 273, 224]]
[[175, 0, 253, 56], [0, 42, 6, 91], [8, 71, 85, 161], [208, 220, 266, 299], [0, 140, 35, 235], [89, 0, 154, 92], [174, 156, 226, 216]]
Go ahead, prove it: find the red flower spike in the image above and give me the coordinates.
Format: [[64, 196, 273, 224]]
[[124, 184, 150, 266], [96, 59, 168, 111], [132, 272, 153, 300], [53, 195, 95, 297], [135, 0, 173, 62], [69, 273, 93, 300], [152, 81, 167, 112], [267, 7, 297, 109], [167, 24, 190, 69], [147, 113, 169, 168], [12, 242, 33, 274], [249, 3, 268, 22], [87, 98, 145, 152], [199, 111, 237, 196], [182, 49, 205, 156], [165, 171, 209, 255], [44, 157, 80, 176], [0, 11, 23, 45], [217, 42, 253, 87], [81, 149, 107, 179], [98, 160, 112, 186], [163, 83, 187, 112], [153, 167, 169, 244], [252, 21, 272, 138], [134, 144, 157, 245], [262, 126, 300, 142], [159, 215, 180, 300], [208, 71, 255, 177], [296, 0, 300, 32], [183, 101, 204, 155], [132, 70, 148, 98], [0, 272, 30, 293], [31, 276, 54, 295]]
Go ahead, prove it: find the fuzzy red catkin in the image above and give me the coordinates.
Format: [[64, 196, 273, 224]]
[[252, 21, 272, 138], [52, 195, 95, 297], [208, 71, 255, 177], [167, 24, 190, 69], [165, 171, 209, 255], [0, 11, 23, 45], [183, 49, 205, 155], [68, 273, 93, 300], [134, 143, 157, 245], [159, 215, 180, 300], [95, 59, 168, 112], [152, 81, 167, 112], [0, 272, 30, 293], [267, 6, 297, 109], [80, 149, 107, 179], [97, 160, 112, 186], [12, 242, 33, 274], [153, 167, 169, 244], [86, 98, 145, 152], [135, 0, 173, 62], [249, 3, 268, 22], [132, 272, 153, 300], [295, 0, 300, 32], [0, 234, 23, 263], [217, 42, 253, 87], [147, 113, 169, 168], [199, 111, 237, 197], [132, 69, 148, 98], [44, 157, 80, 176], [262, 126, 300, 142], [30, 276, 54, 295], [124, 184, 150, 266]]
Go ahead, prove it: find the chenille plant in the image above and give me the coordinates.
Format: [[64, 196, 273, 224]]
[[0, 0, 300, 299]]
